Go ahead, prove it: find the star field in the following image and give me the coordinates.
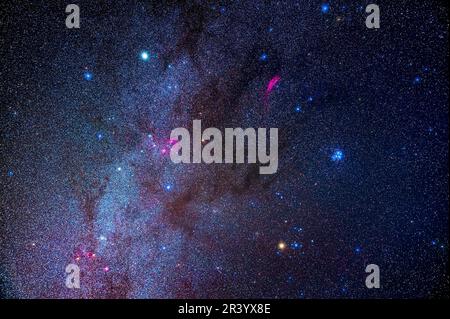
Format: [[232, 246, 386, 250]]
[[0, 0, 448, 298]]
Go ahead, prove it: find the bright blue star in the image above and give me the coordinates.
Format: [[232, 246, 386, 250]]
[[259, 53, 268, 61], [140, 51, 150, 61], [7, 170, 14, 177], [165, 184, 172, 191], [295, 105, 302, 113], [321, 3, 330, 13], [413, 76, 422, 84], [83, 71, 93, 81], [354, 247, 362, 254], [290, 241, 303, 250], [331, 149, 344, 162]]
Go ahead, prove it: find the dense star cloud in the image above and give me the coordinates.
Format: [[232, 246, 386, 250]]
[[0, 1, 448, 298]]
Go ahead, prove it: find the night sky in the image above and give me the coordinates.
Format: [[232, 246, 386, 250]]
[[1, 1, 448, 298]]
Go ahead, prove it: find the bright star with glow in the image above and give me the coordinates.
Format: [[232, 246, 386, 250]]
[[83, 71, 93, 81], [321, 3, 330, 13], [140, 51, 150, 61], [277, 241, 287, 251]]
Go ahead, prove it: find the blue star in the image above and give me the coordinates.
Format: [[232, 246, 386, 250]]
[[413, 76, 422, 84], [354, 247, 362, 254], [83, 71, 93, 81], [290, 241, 303, 250], [321, 3, 330, 14], [165, 184, 172, 191], [295, 105, 302, 113], [140, 51, 150, 61], [331, 149, 344, 162], [259, 53, 268, 61], [7, 170, 14, 177], [96, 132, 104, 141]]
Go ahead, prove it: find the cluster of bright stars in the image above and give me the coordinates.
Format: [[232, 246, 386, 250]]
[[331, 149, 344, 162]]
